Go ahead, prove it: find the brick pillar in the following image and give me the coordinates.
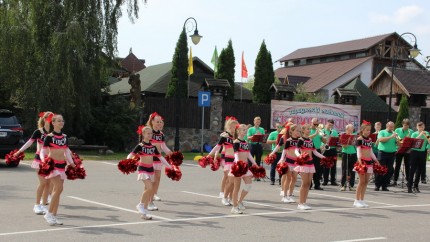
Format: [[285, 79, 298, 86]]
[[210, 94, 224, 132]]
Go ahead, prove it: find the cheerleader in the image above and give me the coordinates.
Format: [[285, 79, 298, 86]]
[[207, 116, 239, 206], [354, 121, 380, 208], [129, 125, 172, 220], [270, 124, 299, 204], [145, 112, 172, 211], [230, 124, 257, 214], [295, 123, 326, 210], [14, 112, 53, 215], [40, 114, 76, 225]]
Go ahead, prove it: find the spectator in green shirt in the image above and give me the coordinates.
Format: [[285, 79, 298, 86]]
[[393, 118, 413, 185], [309, 118, 325, 190], [246, 117, 265, 180], [266, 122, 283, 185], [408, 122, 429, 193], [375, 121, 398, 191], [322, 119, 339, 186]]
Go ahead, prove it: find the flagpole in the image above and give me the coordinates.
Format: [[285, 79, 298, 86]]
[[241, 77, 243, 102]]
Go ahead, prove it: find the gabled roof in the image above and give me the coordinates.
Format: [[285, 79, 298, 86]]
[[269, 83, 296, 93], [204, 79, 231, 88], [328, 76, 392, 112], [120, 52, 146, 73], [275, 57, 372, 93], [278, 33, 394, 62], [333, 88, 361, 97], [388, 67, 430, 95]]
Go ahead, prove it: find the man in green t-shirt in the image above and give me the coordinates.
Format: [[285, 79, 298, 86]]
[[266, 122, 283, 185], [340, 124, 357, 191], [309, 118, 325, 190], [376, 121, 399, 191], [393, 118, 413, 186], [246, 116, 265, 171], [322, 119, 339, 186], [408, 122, 429, 193]]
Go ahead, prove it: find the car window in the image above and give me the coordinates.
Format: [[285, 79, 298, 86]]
[[0, 116, 18, 125]]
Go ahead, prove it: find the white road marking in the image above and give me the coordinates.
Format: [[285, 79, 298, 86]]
[[307, 191, 396, 206], [331, 237, 387, 242], [19, 162, 31, 166], [67, 196, 171, 221], [101, 161, 116, 166]]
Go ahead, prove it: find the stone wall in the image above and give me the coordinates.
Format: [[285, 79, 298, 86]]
[[409, 106, 421, 128]]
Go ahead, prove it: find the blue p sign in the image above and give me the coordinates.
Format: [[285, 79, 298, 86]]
[[198, 91, 211, 107]]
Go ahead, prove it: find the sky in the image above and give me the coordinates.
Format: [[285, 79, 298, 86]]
[[117, 0, 430, 82]]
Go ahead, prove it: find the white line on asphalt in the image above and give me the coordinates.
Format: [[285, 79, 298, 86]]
[[67, 196, 171, 221], [331, 237, 387, 242], [307, 191, 396, 206], [19, 162, 31, 166], [101, 161, 116, 166], [2, 204, 430, 237], [181, 163, 200, 167], [182, 190, 295, 211]]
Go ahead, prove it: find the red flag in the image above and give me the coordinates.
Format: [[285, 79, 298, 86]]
[[241, 51, 248, 78]]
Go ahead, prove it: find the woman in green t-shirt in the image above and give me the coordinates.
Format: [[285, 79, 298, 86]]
[[408, 122, 429, 193]]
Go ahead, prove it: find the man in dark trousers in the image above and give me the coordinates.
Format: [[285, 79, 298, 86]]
[[246, 116, 265, 180], [309, 118, 325, 190]]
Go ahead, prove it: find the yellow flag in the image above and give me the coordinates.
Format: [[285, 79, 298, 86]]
[[188, 46, 193, 76]]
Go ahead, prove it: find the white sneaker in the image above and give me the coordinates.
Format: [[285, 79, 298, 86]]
[[280, 190, 285, 196], [43, 213, 56, 226], [153, 195, 161, 201], [33, 204, 44, 215], [285, 196, 295, 203], [136, 203, 146, 215], [303, 204, 312, 210], [281, 196, 287, 202], [297, 204, 306, 210], [238, 202, 245, 211], [353, 200, 358, 207], [353, 200, 366, 208], [41, 205, 48, 214], [147, 202, 159, 211], [231, 207, 243, 214], [361, 201, 369, 208], [219, 192, 224, 198], [54, 216, 63, 225], [221, 198, 231, 206], [141, 214, 153, 220]]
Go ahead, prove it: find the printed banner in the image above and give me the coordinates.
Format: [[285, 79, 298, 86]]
[[271, 100, 361, 133]]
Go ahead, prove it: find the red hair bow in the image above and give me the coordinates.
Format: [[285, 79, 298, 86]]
[[362, 120, 371, 125], [46, 113, 55, 123], [39, 112, 45, 118], [136, 125, 145, 135], [225, 116, 237, 121], [150, 112, 163, 120], [235, 124, 241, 129]]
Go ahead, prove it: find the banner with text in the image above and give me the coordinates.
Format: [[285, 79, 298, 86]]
[[271, 100, 361, 133]]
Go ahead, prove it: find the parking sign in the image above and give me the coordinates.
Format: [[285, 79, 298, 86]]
[[198, 91, 211, 107]]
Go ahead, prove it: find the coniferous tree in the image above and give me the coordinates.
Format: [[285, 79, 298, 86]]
[[166, 28, 188, 98], [216, 40, 235, 100], [253, 40, 274, 103], [395, 95, 409, 128]]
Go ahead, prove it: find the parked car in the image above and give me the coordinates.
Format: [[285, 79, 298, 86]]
[[0, 109, 25, 166]]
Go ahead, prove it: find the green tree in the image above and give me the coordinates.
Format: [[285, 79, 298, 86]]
[[293, 83, 325, 103], [0, 0, 144, 140], [395, 95, 409, 128], [253, 40, 274, 103], [166, 28, 188, 98], [216, 39, 235, 100]]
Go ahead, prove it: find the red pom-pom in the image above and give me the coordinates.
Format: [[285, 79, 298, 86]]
[[71, 152, 83, 166], [118, 158, 138, 174], [210, 157, 222, 171], [296, 153, 310, 166], [353, 162, 368, 175], [264, 154, 276, 165], [249, 165, 266, 179], [373, 163, 388, 175], [198, 156, 212, 168], [5, 149, 25, 167], [165, 165, 182, 181], [38, 158, 55, 176], [168, 151, 184, 166], [276, 162, 289, 175], [66, 165, 87, 180], [320, 156, 335, 168], [230, 160, 249, 177]]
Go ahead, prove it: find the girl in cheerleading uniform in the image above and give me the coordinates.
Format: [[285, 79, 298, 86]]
[[40, 114, 76, 225], [207, 116, 239, 206], [355, 121, 380, 208], [128, 125, 172, 220], [15, 111, 53, 215], [145, 112, 172, 211], [295, 123, 326, 210], [270, 124, 299, 204], [230, 124, 257, 214]]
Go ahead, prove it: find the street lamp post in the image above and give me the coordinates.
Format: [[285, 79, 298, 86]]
[[426, 56, 430, 69], [387, 32, 420, 121], [174, 17, 202, 151]]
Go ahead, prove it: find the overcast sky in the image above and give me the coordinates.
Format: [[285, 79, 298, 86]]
[[117, 0, 430, 82]]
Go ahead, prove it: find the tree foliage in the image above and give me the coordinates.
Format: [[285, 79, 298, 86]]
[[216, 39, 235, 101], [252, 40, 274, 103], [166, 28, 188, 98], [395, 95, 409, 128], [0, 0, 144, 142], [293, 83, 325, 103]]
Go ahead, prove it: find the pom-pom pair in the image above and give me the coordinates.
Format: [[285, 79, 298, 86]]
[[66, 165, 87, 180], [264, 154, 276, 165], [198, 156, 221, 171], [295, 153, 310, 166], [249, 165, 266, 179], [276, 162, 289, 175], [38, 158, 55, 176], [165, 151, 184, 166], [165, 165, 182, 181], [5, 149, 25, 167], [320, 156, 336, 168], [373, 163, 388, 175], [118, 157, 139, 175], [354, 162, 368, 175], [231, 160, 248, 177]]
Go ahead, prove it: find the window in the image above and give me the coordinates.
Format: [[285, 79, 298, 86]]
[[356, 52, 366, 58]]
